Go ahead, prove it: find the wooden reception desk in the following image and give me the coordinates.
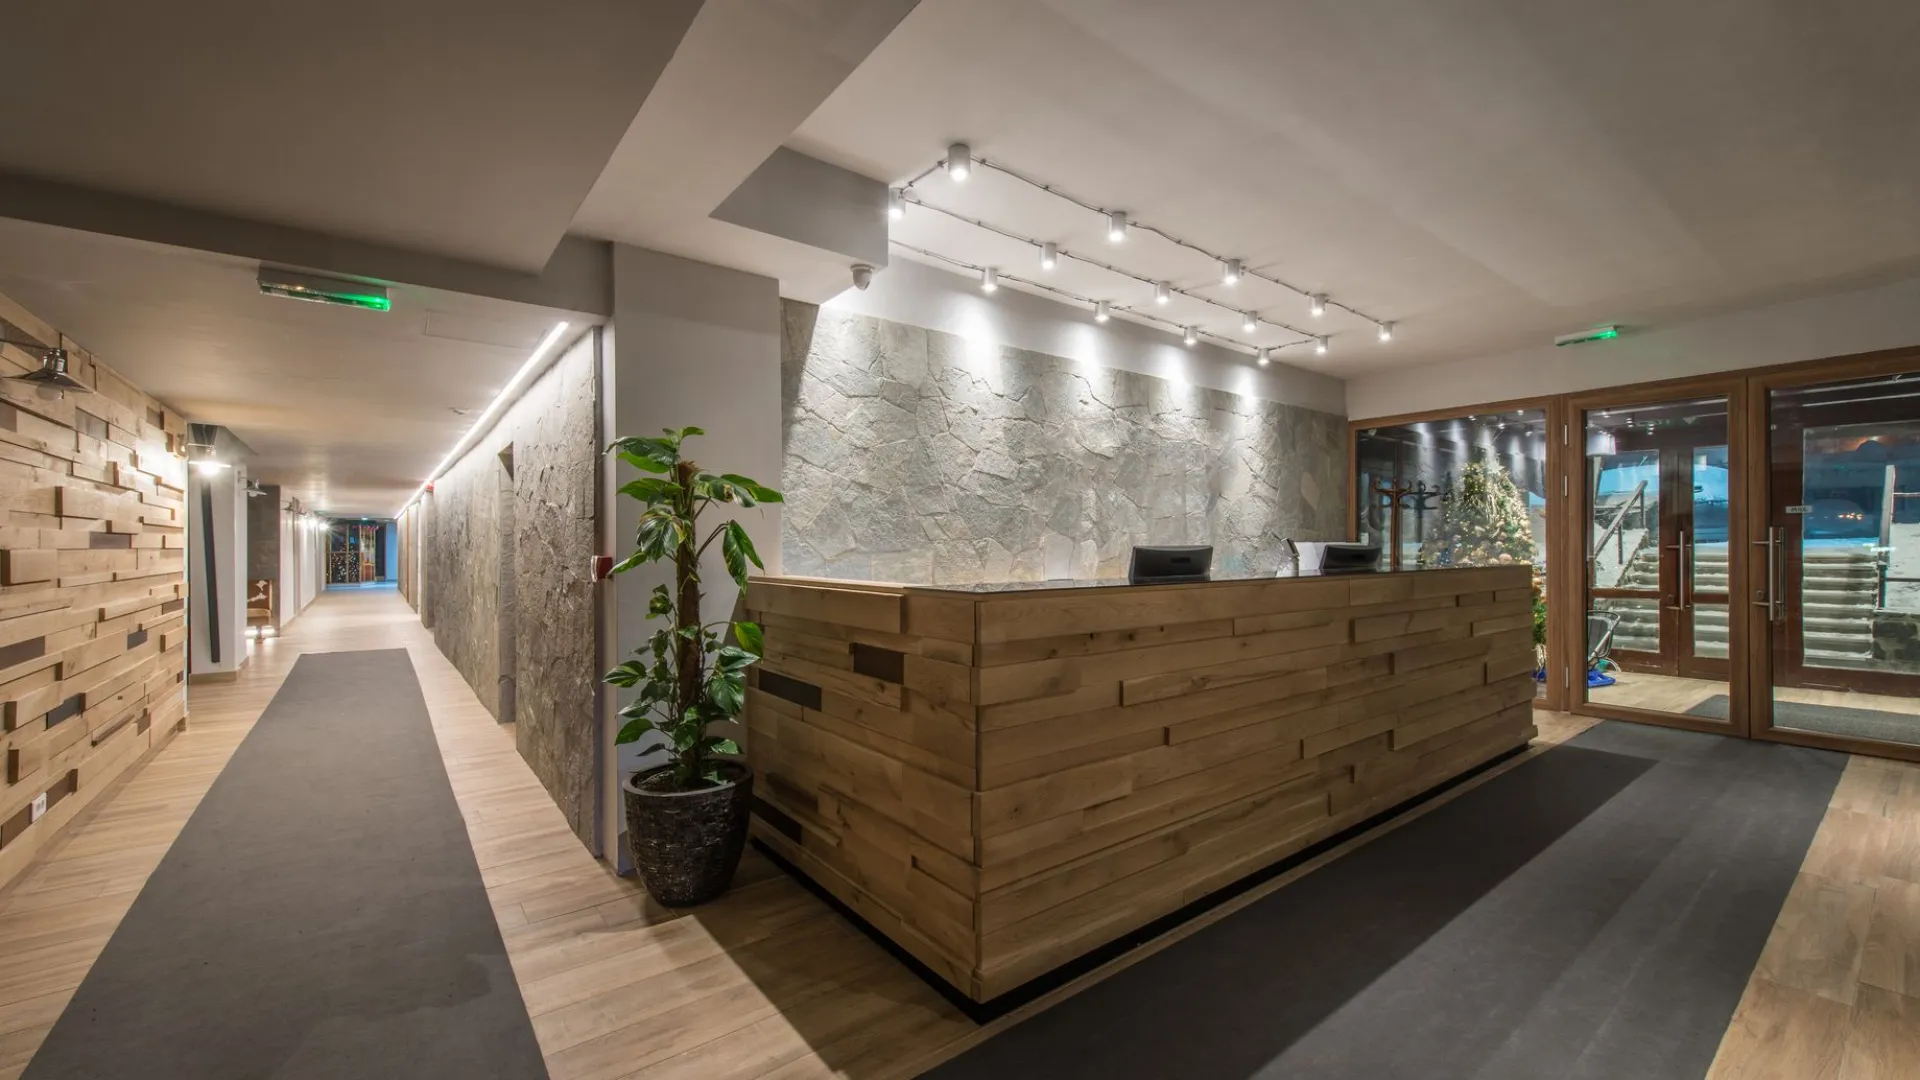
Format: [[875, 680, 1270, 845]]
[[741, 565, 1538, 1002]]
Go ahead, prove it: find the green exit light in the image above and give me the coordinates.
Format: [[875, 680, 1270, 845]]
[[1554, 324, 1622, 347], [256, 268, 392, 312]]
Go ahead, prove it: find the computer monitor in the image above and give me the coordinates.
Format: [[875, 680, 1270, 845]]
[[1318, 542, 1382, 574], [1128, 545, 1213, 584]]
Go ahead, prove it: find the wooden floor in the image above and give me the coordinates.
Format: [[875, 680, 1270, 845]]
[[0, 588, 1915, 1079]]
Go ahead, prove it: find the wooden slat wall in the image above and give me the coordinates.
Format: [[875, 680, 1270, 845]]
[[0, 291, 190, 891], [744, 566, 1536, 1001]]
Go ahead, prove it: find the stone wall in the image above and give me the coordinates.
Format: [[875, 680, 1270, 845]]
[[780, 302, 1348, 584], [423, 335, 599, 847]]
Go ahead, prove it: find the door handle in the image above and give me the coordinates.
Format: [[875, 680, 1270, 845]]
[[1752, 526, 1782, 622], [1665, 529, 1691, 611]]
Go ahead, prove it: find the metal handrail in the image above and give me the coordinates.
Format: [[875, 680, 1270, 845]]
[[1590, 479, 1649, 573]]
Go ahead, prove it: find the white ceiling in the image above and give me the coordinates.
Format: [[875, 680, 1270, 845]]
[[789, 0, 1920, 376], [0, 218, 587, 517], [0, 1, 701, 270]]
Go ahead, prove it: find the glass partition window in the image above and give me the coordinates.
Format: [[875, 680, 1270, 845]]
[[1356, 410, 1549, 690]]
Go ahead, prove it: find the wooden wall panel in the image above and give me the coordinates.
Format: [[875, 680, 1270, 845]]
[[745, 566, 1537, 1001], [0, 289, 189, 890]]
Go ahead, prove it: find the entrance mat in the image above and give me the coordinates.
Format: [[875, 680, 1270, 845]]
[[1690, 693, 1920, 747], [23, 649, 549, 1080], [924, 721, 1843, 1080]]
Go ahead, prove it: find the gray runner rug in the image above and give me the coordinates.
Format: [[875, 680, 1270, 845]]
[[1690, 692, 1920, 747], [927, 720, 1844, 1080], [23, 648, 549, 1080]]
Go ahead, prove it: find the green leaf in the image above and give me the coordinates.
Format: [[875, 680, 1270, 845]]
[[608, 550, 647, 575], [720, 474, 784, 504], [634, 509, 687, 562], [715, 644, 756, 675], [647, 585, 673, 619], [673, 425, 706, 439], [603, 660, 648, 687], [720, 521, 762, 588], [733, 621, 764, 656], [706, 671, 746, 716], [618, 477, 682, 504], [608, 434, 682, 474], [702, 737, 743, 756], [614, 716, 657, 744]]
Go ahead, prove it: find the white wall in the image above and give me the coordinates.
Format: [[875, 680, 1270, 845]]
[[276, 509, 325, 626], [187, 464, 245, 675], [1348, 274, 1920, 419], [605, 244, 783, 864], [830, 257, 1347, 416]]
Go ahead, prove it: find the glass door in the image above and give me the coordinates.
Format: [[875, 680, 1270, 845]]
[[1757, 370, 1920, 752], [1579, 394, 1740, 727]]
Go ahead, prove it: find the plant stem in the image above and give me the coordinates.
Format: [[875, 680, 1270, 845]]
[[674, 458, 704, 786]]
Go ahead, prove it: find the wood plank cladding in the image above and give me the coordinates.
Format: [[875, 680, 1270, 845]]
[[742, 566, 1538, 1002], [0, 288, 190, 890]]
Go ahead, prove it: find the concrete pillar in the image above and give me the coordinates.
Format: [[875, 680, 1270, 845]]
[[602, 244, 782, 866]]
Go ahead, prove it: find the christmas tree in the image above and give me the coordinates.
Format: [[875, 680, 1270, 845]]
[[1418, 458, 1537, 569]]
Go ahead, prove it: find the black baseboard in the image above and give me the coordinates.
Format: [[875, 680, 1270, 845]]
[[751, 741, 1532, 1025]]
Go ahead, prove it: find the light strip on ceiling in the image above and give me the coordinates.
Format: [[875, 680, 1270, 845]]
[[896, 145, 1399, 351], [395, 320, 571, 516]]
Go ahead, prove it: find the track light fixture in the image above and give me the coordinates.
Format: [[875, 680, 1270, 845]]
[[1094, 301, 1111, 323], [1154, 282, 1171, 305], [1106, 211, 1128, 243], [1309, 294, 1327, 318], [887, 188, 905, 221], [1242, 311, 1259, 333], [1377, 321, 1394, 343], [1314, 336, 1329, 355], [1222, 259, 1243, 286], [1182, 326, 1197, 346], [946, 143, 971, 182], [980, 267, 999, 293], [1256, 348, 1271, 367], [1039, 242, 1058, 271]]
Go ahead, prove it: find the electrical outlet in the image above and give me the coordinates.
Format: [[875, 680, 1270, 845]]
[[29, 792, 47, 822]]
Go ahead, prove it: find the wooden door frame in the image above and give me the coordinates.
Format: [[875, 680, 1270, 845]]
[[1745, 345, 1920, 763], [1347, 395, 1564, 710], [1556, 375, 1751, 736]]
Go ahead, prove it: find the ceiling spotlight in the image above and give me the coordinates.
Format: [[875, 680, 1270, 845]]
[[1309, 294, 1328, 318], [1377, 321, 1394, 343], [1314, 335, 1329, 355], [850, 263, 875, 291], [1094, 301, 1111, 323], [1182, 326, 1197, 346], [1106, 211, 1128, 243], [1039, 242, 1058, 271], [980, 267, 999, 293], [1154, 282, 1171, 305], [1242, 311, 1259, 333], [1222, 259, 1243, 286], [947, 142, 972, 182], [887, 188, 905, 221], [1256, 348, 1272, 367]]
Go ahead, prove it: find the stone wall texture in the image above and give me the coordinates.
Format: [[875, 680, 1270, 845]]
[[425, 337, 599, 847], [780, 302, 1348, 584]]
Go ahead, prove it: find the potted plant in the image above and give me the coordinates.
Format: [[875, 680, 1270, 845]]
[[603, 426, 782, 906]]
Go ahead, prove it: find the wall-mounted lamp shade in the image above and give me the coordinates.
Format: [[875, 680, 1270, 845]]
[[192, 459, 231, 475], [0, 344, 92, 394]]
